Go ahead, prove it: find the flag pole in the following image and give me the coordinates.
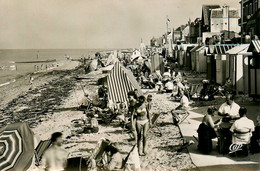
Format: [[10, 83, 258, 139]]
[[166, 15, 168, 45]]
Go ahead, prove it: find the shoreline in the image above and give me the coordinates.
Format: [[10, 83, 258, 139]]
[[0, 60, 80, 109]]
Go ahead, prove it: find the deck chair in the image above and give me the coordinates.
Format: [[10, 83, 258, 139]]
[[190, 84, 200, 99], [34, 139, 52, 166], [86, 139, 111, 169], [150, 113, 162, 136], [171, 110, 190, 125]]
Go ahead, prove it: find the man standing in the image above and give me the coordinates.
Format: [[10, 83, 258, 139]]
[[218, 93, 240, 119], [230, 107, 255, 145], [40, 132, 69, 171]]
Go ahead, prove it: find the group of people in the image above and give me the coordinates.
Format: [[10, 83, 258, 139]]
[[197, 92, 258, 155]]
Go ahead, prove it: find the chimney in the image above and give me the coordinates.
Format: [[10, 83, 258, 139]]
[[223, 4, 229, 18]]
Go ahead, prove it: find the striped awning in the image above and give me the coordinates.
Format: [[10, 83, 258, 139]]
[[248, 40, 260, 53], [0, 122, 34, 171], [107, 62, 142, 103], [213, 44, 237, 54], [151, 53, 164, 73]]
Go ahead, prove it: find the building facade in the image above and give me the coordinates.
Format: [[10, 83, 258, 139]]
[[211, 6, 240, 34], [239, 0, 260, 40]]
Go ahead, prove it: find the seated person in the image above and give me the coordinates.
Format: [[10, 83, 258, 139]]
[[230, 107, 255, 145], [103, 144, 124, 170], [156, 81, 164, 94], [84, 113, 99, 133], [175, 90, 189, 110], [162, 69, 171, 83], [197, 107, 220, 154], [165, 80, 174, 93], [224, 77, 234, 94], [251, 116, 260, 154], [218, 93, 240, 120], [171, 81, 179, 97], [98, 85, 108, 98], [116, 102, 127, 126]]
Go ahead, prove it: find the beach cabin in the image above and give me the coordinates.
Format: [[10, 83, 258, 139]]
[[190, 45, 202, 71], [207, 45, 216, 82], [195, 46, 208, 73], [151, 53, 165, 74], [185, 46, 195, 69], [247, 40, 260, 98], [213, 44, 236, 85], [226, 44, 250, 94]]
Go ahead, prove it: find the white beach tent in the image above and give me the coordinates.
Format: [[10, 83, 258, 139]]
[[106, 50, 119, 66]]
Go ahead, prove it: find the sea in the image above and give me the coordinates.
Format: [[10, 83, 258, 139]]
[[0, 49, 105, 86]]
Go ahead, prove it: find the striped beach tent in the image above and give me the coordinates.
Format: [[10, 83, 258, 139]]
[[0, 122, 34, 171], [107, 62, 142, 103], [151, 53, 164, 73]]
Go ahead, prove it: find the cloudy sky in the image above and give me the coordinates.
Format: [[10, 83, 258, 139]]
[[0, 0, 240, 49]]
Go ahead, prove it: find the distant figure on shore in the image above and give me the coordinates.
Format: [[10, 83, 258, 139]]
[[40, 132, 69, 171], [29, 76, 34, 85]]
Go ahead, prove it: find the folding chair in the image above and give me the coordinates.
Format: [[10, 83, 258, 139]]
[[34, 139, 52, 166], [150, 113, 163, 136], [86, 139, 111, 169], [171, 110, 190, 125]]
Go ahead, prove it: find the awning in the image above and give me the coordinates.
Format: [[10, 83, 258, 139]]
[[248, 40, 260, 53], [190, 45, 202, 52], [213, 44, 237, 54], [226, 44, 250, 55]]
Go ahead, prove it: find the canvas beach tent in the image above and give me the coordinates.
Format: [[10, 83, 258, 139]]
[[106, 51, 119, 66], [151, 53, 165, 74], [130, 50, 142, 62], [107, 62, 143, 104], [0, 122, 35, 171]]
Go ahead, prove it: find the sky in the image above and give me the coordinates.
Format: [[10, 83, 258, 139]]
[[0, 0, 240, 49]]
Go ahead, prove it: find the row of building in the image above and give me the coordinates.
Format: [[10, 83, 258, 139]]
[[172, 40, 260, 98], [151, 1, 260, 46]]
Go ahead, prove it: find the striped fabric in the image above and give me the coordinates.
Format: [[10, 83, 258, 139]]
[[0, 123, 34, 171], [249, 40, 260, 53], [151, 53, 164, 73], [213, 45, 236, 54], [107, 62, 142, 103], [34, 139, 52, 166]]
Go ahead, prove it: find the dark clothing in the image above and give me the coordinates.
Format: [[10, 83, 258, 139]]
[[197, 123, 217, 154], [250, 125, 260, 154], [217, 127, 232, 154]]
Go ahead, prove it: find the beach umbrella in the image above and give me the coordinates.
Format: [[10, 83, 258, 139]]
[[0, 122, 34, 171]]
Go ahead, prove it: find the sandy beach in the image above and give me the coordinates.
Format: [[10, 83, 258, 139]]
[[0, 60, 200, 170]]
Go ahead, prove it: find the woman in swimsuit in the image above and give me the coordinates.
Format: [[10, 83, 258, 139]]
[[135, 95, 151, 155]]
